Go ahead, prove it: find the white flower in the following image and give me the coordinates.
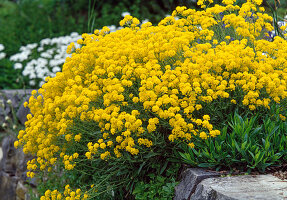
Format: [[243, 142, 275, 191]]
[[0, 52, 6, 59], [52, 66, 61, 73], [37, 47, 44, 52], [10, 50, 31, 62], [40, 38, 51, 46], [278, 21, 286, 27], [14, 63, 23, 69], [39, 81, 45, 86], [108, 25, 117, 32], [6, 99, 12, 105], [2, 123, 7, 128], [41, 52, 52, 58], [29, 80, 36, 86], [27, 43, 37, 49], [29, 72, 37, 79], [70, 32, 79, 37], [121, 12, 130, 17], [0, 44, 4, 51], [142, 19, 149, 24]]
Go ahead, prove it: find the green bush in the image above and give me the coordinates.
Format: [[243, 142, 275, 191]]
[[0, 0, 85, 56], [0, 58, 23, 89]]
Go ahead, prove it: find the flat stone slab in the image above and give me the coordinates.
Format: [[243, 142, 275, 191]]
[[174, 168, 220, 200], [190, 174, 287, 200]]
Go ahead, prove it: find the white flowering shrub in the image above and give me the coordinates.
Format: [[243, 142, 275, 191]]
[[0, 44, 6, 60], [10, 32, 82, 87]]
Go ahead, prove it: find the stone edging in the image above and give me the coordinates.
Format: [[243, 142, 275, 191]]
[[174, 168, 287, 200]]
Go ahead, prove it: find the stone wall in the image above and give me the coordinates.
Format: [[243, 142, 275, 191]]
[[0, 89, 35, 199], [174, 168, 287, 199], [0, 89, 33, 126], [0, 136, 36, 200]]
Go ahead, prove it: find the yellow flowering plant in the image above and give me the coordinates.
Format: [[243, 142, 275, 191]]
[[15, 0, 287, 198]]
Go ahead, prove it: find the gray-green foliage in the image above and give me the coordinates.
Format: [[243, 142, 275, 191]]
[[179, 106, 287, 173]]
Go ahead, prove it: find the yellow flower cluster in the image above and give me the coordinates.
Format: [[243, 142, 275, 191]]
[[40, 185, 88, 200], [66, 42, 75, 54], [15, 1, 287, 193], [119, 15, 140, 28]]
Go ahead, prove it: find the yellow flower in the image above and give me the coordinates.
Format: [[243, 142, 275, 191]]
[[65, 134, 72, 142], [15, 0, 287, 184], [188, 143, 195, 148], [23, 101, 28, 108], [100, 143, 106, 149], [231, 99, 237, 104], [107, 141, 113, 147], [200, 132, 208, 140], [279, 114, 286, 121], [74, 134, 81, 142], [14, 141, 19, 149], [85, 152, 92, 159]]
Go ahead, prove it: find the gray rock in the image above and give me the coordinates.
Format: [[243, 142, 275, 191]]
[[174, 168, 220, 200], [0, 136, 33, 200], [0, 136, 30, 176], [16, 180, 27, 200], [0, 89, 33, 125], [0, 147, 3, 163], [0, 171, 18, 200], [190, 174, 287, 200], [1, 136, 17, 175], [16, 99, 30, 125]]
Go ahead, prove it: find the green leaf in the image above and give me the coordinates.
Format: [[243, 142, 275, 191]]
[[241, 141, 247, 151], [197, 163, 215, 168], [248, 151, 255, 159], [137, 161, 146, 175], [234, 140, 241, 153], [160, 161, 168, 175]]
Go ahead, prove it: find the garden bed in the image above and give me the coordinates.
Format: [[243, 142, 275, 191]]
[[0, 0, 287, 199]]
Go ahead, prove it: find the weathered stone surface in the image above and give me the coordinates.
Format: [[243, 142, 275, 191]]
[[0, 147, 3, 163], [0, 171, 18, 200], [174, 168, 220, 200], [0, 89, 33, 125], [16, 99, 30, 125], [0, 136, 31, 177], [16, 181, 27, 200], [0, 136, 34, 200], [190, 174, 287, 200], [1, 136, 17, 175]]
